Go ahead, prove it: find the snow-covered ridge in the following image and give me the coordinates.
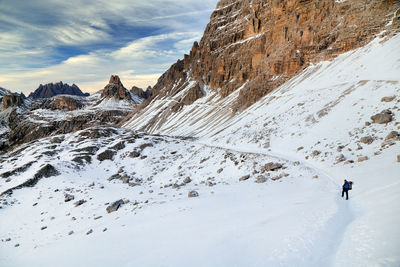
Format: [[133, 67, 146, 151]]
[[0, 87, 11, 97]]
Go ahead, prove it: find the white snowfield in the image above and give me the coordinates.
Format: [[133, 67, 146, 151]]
[[0, 34, 399, 267]]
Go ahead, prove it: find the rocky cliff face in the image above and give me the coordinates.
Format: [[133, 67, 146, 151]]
[[101, 75, 133, 101], [123, 0, 399, 132], [130, 86, 153, 99], [0, 87, 25, 110], [30, 95, 86, 111], [188, 0, 399, 111], [0, 80, 139, 153], [2, 94, 24, 110], [29, 82, 89, 99]]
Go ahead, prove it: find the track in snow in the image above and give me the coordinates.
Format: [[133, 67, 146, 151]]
[[198, 141, 356, 266]]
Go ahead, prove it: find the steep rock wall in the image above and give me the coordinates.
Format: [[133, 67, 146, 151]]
[[122, 0, 399, 134]]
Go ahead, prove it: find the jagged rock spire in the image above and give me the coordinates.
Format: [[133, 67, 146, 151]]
[[101, 75, 132, 101]]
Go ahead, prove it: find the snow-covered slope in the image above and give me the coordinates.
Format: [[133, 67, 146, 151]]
[[0, 126, 351, 267], [0, 33, 399, 267], [0, 87, 11, 96], [210, 34, 400, 266], [122, 33, 400, 265]]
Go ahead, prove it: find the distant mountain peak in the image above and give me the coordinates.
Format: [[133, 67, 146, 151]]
[[130, 86, 153, 99], [29, 82, 89, 99], [101, 75, 132, 101], [109, 75, 123, 86]]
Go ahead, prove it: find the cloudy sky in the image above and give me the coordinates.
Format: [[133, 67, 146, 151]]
[[0, 0, 219, 94]]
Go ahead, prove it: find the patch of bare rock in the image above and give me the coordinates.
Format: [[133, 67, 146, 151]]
[[371, 109, 393, 124], [106, 199, 125, 213], [188, 191, 199, 198]]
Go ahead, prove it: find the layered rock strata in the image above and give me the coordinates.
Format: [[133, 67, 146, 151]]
[[123, 0, 399, 133]]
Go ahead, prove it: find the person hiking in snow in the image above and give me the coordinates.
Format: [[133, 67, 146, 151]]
[[342, 179, 350, 200]]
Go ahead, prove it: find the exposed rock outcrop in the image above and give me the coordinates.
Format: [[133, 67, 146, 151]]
[[101, 75, 132, 101], [371, 110, 393, 124], [131, 86, 153, 99], [31, 95, 85, 111], [5, 109, 129, 150], [0, 164, 59, 196], [122, 0, 399, 133], [106, 199, 124, 213], [2, 94, 24, 110], [29, 82, 89, 99], [188, 0, 398, 111]]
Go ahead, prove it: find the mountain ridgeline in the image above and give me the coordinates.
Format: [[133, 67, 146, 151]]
[[0, 75, 144, 152], [122, 0, 399, 134], [0, 1, 399, 265], [29, 82, 89, 99]]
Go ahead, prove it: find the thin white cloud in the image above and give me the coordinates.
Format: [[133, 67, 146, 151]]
[[0, 32, 203, 93], [0, 0, 219, 93]]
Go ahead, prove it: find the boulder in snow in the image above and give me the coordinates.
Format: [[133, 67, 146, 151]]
[[74, 199, 86, 207], [381, 96, 395, 102], [335, 154, 346, 163], [64, 194, 75, 202], [97, 149, 116, 161], [265, 162, 283, 171], [188, 191, 199, 198], [239, 174, 250, 181], [106, 199, 124, 213], [360, 136, 374, 144], [371, 110, 393, 124], [254, 176, 267, 183], [311, 150, 321, 157], [385, 131, 400, 141], [129, 151, 141, 158], [206, 181, 215, 187], [121, 176, 130, 183]]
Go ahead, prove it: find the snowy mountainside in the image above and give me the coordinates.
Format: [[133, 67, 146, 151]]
[[123, 33, 400, 139], [0, 34, 398, 266], [201, 33, 400, 265], [121, 33, 400, 265], [0, 86, 144, 153], [1, 126, 349, 266], [0, 10, 399, 267], [0, 87, 11, 96], [121, 0, 399, 132], [90, 91, 142, 110]]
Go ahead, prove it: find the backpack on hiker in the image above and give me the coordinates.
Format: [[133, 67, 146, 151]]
[[348, 181, 353, 190]]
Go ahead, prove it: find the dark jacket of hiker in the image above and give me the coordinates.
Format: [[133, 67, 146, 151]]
[[342, 180, 350, 200]]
